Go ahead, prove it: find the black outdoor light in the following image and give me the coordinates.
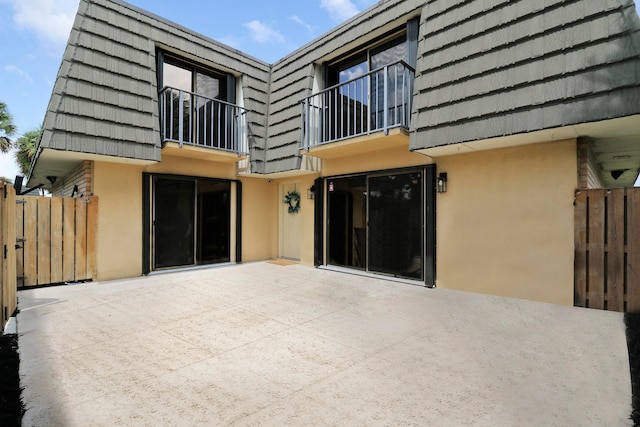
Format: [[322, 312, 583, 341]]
[[610, 169, 627, 180], [437, 172, 448, 193]]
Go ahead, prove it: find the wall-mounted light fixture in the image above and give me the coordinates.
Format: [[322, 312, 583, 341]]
[[307, 185, 315, 200], [610, 169, 628, 180], [437, 172, 448, 193]]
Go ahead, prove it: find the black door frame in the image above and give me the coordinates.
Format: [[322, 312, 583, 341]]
[[315, 165, 436, 286], [142, 173, 242, 274]]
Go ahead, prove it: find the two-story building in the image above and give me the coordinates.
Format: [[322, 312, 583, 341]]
[[27, 0, 640, 305]]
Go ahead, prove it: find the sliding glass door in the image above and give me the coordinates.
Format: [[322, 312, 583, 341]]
[[327, 168, 426, 281], [153, 178, 196, 268], [149, 175, 230, 271]]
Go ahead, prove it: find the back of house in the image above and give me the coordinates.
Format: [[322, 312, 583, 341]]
[[27, 0, 640, 305]]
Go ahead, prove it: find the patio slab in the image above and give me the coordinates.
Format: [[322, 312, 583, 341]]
[[17, 262, 631, 426]]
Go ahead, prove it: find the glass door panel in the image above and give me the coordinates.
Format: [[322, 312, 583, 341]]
[[153, 177, 196, 269], [163, 62, 192, 142], [327, 175, 367, 269], [197, 180, 230, 264], [367, 172, 423, 280], [195, 72, 225, 148], [369, 36, 407, 130]]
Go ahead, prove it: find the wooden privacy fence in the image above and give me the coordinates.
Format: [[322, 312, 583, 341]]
[[0, 184, 17, 329], [16, 195, 98, 288], [575, 188, 640, 312]]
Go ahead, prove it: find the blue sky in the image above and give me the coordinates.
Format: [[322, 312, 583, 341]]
[[0, 0, 639, 185]]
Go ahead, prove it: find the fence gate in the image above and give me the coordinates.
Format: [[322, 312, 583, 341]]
[[16, 196, 98, 288], [574, 188, 640, 311]]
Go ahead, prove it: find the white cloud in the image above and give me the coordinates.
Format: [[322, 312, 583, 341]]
[[320, 0, 359, 21], [1, 0, 77, 47], [289, 15, 315, 34], [4, 65, 33, 83], [243, 20, 285, 44], [339, 64, 367, 81]]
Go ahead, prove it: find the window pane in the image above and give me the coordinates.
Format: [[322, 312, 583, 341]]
[[196, 72, 222, 99], [327, 175, 367, 269], [368, 172, 423, 280], [195, 73, 227, 147], [197, 180, 231, 264], [163, 62, 191, 91], [370, 38, 407, 130], [153, 178, 195, 269], [370, 38, 407, 69]]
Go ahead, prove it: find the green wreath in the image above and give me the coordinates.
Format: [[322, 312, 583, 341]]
[[283, 190, 301, 214]]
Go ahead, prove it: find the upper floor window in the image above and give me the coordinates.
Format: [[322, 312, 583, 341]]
[[157, 51, 244, 151], [327, 32, 408, 88], [302, 21, 418, 145], [161, 56, 228, 103]]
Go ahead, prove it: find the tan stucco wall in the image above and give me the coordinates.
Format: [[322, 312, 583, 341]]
[[145, 155, 237, 179], [93, 161, 145, 281], [435, 139, 577, 305], [322, 145, 431, 177], [92, 154, 279, 281], [92, 139, 576, 306], [239, 177, 278, 262]]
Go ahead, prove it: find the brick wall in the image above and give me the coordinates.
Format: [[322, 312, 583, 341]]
[[50, 160, 93, 197], [577, 139, 603, 190]]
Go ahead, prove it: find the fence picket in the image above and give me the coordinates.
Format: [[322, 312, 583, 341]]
[[15, 198, 24, 287], [606, 189, 625, 311], [0, 184, 17, 329], [86, 198, 98, 280], [51, 198, 63, 283], [37, 197, 51, 286], [23, 197, 37, 287], [628, 189, 640, 312], [74, 198, 87, 280], [587, 190, 605, 309], [62, 198, 75, 282], [574, 190, 587, 307]]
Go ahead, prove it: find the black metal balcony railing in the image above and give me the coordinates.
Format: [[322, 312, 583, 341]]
[[300, 60, 415, 150], [159, 87, 249, 155]]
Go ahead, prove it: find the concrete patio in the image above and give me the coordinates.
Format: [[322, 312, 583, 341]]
[[18, 261, 631, 426]]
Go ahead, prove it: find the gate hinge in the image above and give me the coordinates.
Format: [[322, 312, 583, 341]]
[[16, 199, 27, 204], [16, 238, 26, 243]]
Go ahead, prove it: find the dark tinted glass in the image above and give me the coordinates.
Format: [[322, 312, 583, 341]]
[[368, 172, 422, 279], [153, 178, 196, 268]]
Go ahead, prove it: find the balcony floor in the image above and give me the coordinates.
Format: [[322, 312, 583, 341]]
[[162, 141, 248, 163], [302, 127, 410, 159]]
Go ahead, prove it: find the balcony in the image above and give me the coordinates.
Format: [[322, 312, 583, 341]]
[[300, 60, 414, 158], [159, 87, 249, 161]]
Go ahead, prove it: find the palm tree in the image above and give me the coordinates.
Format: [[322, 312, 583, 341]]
[[0, 102, 17, 152], [14, 127, 41, 175]]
